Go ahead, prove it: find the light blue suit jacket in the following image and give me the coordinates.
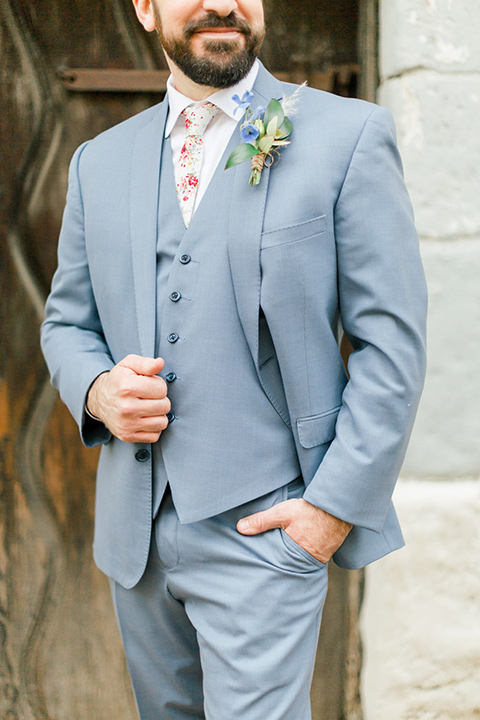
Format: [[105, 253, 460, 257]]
[[41, 64, 427, 586]]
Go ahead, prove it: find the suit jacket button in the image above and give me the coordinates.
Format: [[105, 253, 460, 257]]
[[135, 449, 150, 462], [165, 372, 177, 383], [168, 332, 179, 343], [169, 291, 181, 302], [166, 412, 175, 423], [179, 253, 191, 264]]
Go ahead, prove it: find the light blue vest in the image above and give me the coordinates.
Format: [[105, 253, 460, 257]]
[[152, 140, 300, 523]]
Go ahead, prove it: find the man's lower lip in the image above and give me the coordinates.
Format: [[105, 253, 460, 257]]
[[194, 29, 242, 37]]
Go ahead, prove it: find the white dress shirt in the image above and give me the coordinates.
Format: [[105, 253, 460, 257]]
[[165, 60, 260, 213]]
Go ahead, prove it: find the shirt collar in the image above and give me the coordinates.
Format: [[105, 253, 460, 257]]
[[165, 59, 260, 137]]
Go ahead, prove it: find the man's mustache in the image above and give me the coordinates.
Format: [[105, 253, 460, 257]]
[[184, 13, 252, 38]]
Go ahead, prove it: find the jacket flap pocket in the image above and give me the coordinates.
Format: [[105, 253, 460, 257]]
[[261, 215, 326, 250], [296, 406, 341, 449]]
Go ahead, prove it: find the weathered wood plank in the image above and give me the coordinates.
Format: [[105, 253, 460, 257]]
[[0, 0, 365, 717], [55, 65, 359, 93]]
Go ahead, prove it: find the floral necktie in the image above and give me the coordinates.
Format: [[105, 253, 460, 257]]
[[175, 101, 219, 228]]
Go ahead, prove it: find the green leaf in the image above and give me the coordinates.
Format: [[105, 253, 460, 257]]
[[266, 116, 278, 138], [259, 136, 274, 154], [277, 116, 293, 138], [263, 98, 284, 129], [225, 143, 258, 170], [259, 135, 275, 154]]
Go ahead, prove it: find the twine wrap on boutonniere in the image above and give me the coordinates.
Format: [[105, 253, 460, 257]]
[[225, 84, 305, 186]]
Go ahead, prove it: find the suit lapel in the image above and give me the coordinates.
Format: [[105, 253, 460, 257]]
[[129, 100, 168, 357], [128, 64, 285, 364], [227, 65, 285, 371]]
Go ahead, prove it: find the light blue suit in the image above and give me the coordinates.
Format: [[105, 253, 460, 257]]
[[41, 63, 427, 718]]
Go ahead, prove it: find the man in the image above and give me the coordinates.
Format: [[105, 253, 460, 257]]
[[41, 0, 427, 717]]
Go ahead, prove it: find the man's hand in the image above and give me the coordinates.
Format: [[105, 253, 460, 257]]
[[237, 498, 353, 564], [86, 354, 171, 443]]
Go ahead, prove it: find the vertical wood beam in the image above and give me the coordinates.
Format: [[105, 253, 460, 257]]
[[357, 0, 379, 102]]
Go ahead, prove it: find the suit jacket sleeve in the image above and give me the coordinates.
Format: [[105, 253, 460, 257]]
[[41, 143, 114, 447], [302, 106, 427, 532]]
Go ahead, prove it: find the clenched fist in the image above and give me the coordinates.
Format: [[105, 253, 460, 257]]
[[86, 354, 171, 443]]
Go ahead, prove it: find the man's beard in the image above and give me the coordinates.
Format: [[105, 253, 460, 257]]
[[155, 11, 265, 89]]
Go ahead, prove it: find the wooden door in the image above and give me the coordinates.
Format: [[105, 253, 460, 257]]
[[0, 1, 374, 717]]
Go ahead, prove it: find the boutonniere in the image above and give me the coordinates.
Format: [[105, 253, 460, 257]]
[[225, 85, 304, 186]]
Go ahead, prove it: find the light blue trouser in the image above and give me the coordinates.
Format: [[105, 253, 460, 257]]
[[110, 478, 329, 720]]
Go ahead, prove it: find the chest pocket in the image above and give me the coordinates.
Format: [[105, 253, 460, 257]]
[[261, 214, 327, 250]]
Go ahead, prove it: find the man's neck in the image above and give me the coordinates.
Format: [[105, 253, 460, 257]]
[[166, 57, 219, 102]]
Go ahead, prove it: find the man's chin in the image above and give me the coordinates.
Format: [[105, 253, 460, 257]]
[[160, 28, 262, 89]]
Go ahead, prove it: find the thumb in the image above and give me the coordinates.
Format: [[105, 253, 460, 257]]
[[118, 354, 165, 377], [237, 501, 289, 536]]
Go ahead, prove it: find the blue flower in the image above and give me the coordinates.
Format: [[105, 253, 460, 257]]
[[251, 105, 265, 121], [232, 90, 254, 115], [240, 123, 260, 143]]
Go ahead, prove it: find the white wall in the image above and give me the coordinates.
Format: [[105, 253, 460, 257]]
[[362, 480, 480, 720], [362, 2, 480, 717], [378, 0, 480, 478]]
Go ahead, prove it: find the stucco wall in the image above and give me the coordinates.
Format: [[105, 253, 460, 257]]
[[362, 480, 480, 719], [378, 0, 480, 478], [362, 2, 480, 717]]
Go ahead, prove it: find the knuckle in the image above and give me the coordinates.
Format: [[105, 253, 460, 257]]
[[118, 381, 133, 398], [158, 377, 168, 396], [117, 354, 133, 371], [251, 513, 265, 532], [124, 353, 138, 364], [119, 400, 136, 417], [163, 397, 172, 413], [118, 414, 139, 432], [118, 431, 134, 443], [290, 498, 302, 515], [117, 422, 132, 439]]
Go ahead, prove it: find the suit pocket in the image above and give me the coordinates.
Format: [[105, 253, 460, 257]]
[[280, 530, 327, 570], [261, 214, 326, 250], [296, 406, 341, 449]]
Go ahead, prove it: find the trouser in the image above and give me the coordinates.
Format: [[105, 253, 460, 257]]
[[110, 478, 329, 720]]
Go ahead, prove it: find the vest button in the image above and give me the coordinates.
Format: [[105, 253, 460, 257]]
[[169, 291, 181, 302], [180, 253, 191, 264], [135, 449, 150, 462], [165, 372, 177, 383], [168, 332, 179, 343], [166, 412, 176, 424]]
